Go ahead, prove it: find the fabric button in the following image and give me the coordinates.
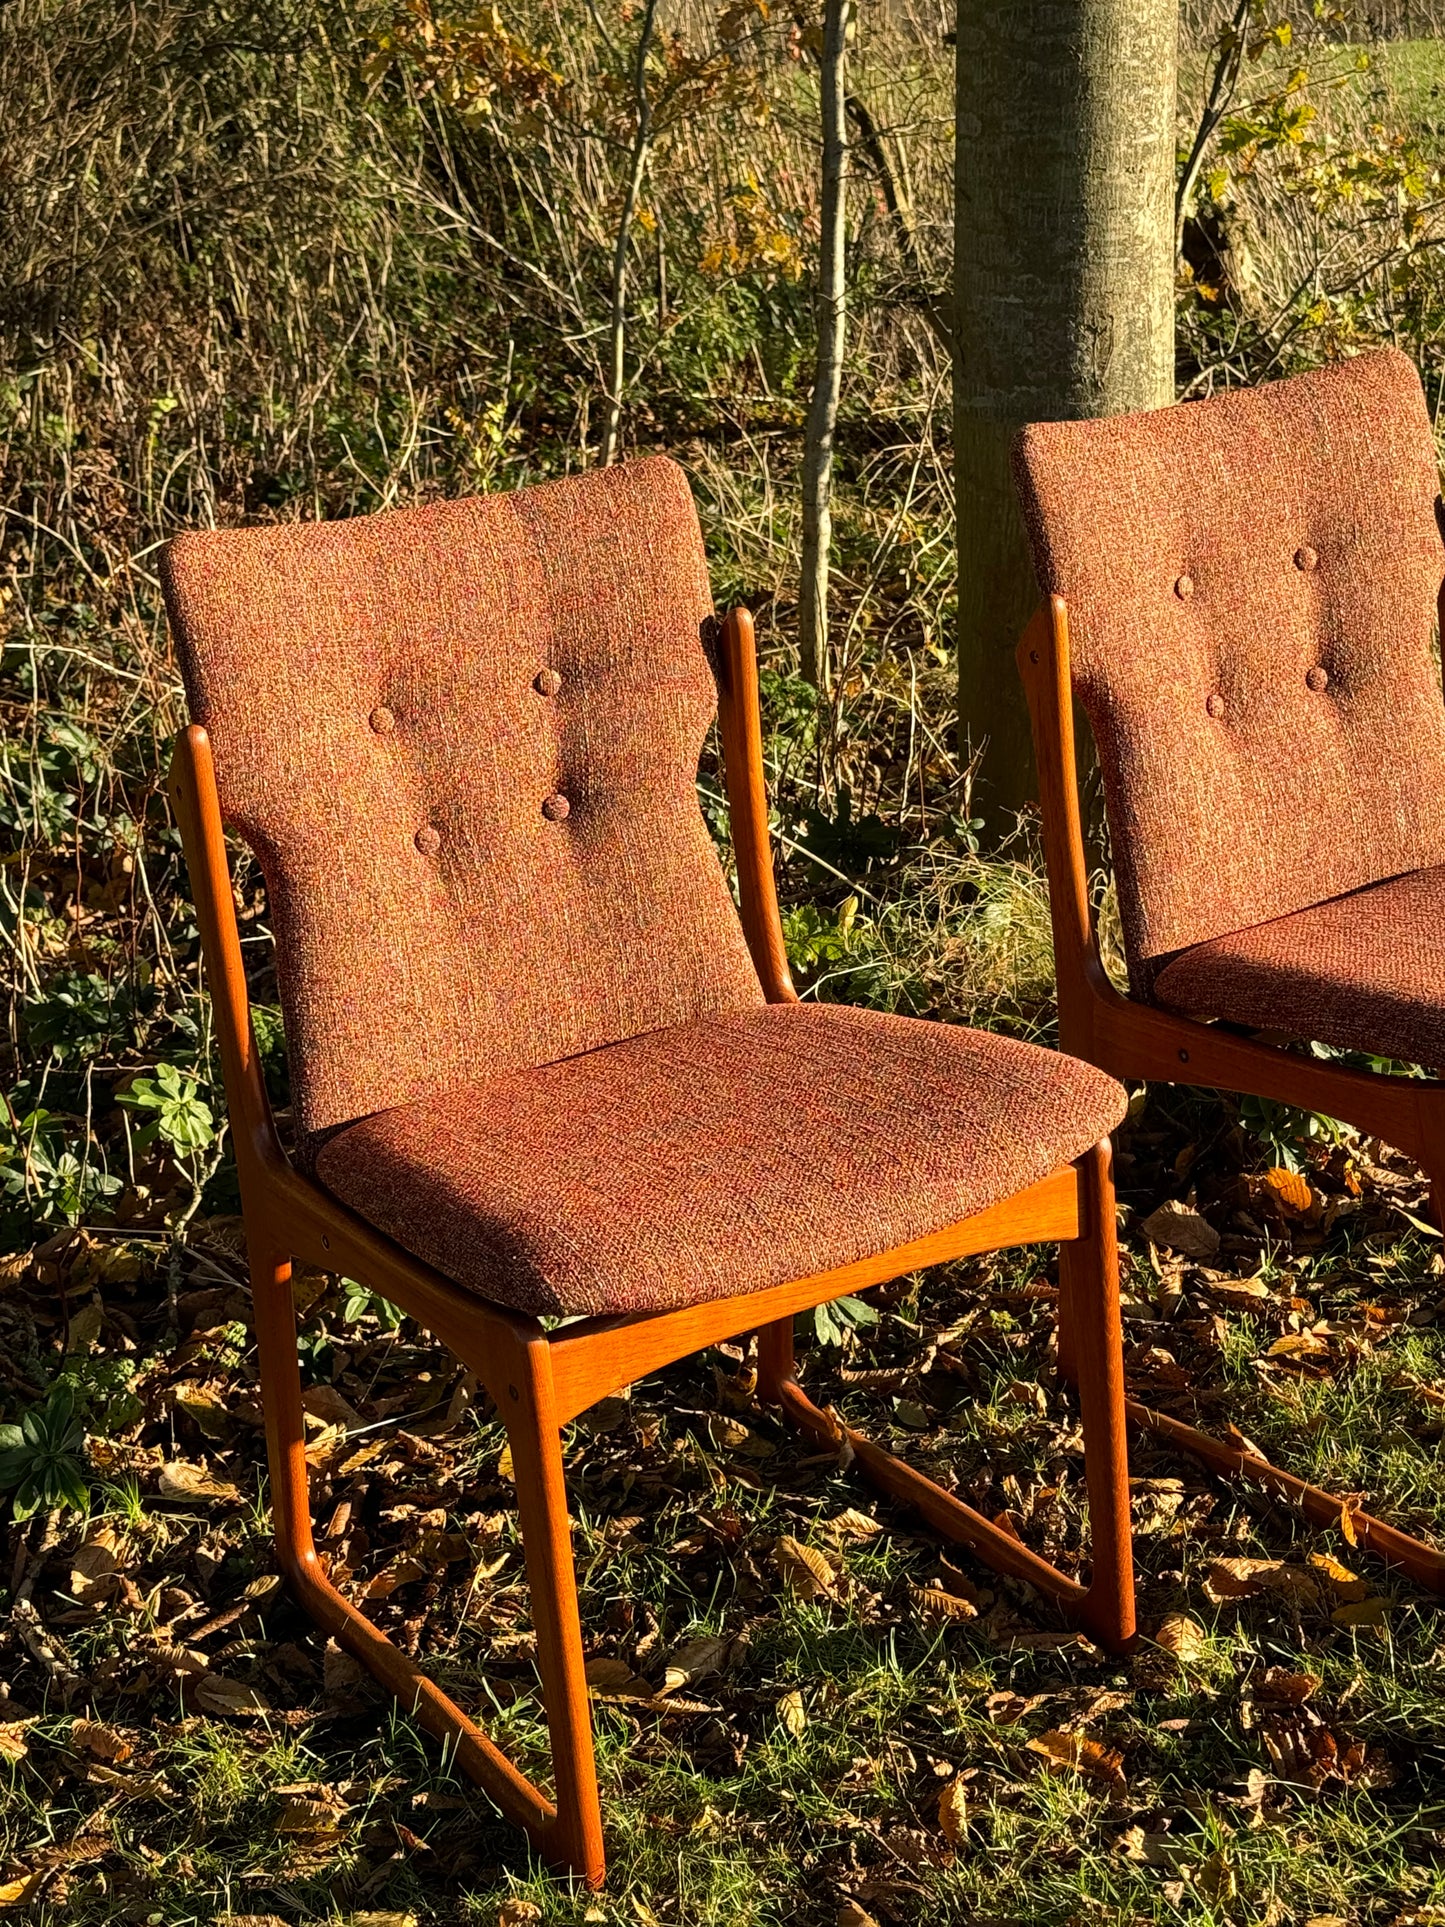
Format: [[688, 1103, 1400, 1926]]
[[1295, 545, 1319, 572], [369, 705, 395, 735], [1174, 574, 1194, 600], [1205, 692, 1226, 719], [534, 668, 563, 697], [542, 793, 571, 822], [414, 825, 441, 856], [1306, 664, 1330, 692]]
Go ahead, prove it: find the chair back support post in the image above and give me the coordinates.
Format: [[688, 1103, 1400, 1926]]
[[716, 607, 798, 1003], [1016, 600, 1120, 1058], [167, 724, 288, 1192]]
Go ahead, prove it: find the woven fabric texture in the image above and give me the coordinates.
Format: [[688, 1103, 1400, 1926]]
[[161, 457, 762, 1147], [1013, 349, 1445, 984], [1153, 863, 1445, 1071], [314, 1002, 1126, 1317]]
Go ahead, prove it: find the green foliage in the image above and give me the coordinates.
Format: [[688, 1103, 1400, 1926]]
[[0, 1381, 88, 1519], [119, 1062, 216, 1156], [341, 1279, 406, 1331], [810, 1291, 878, 1347]]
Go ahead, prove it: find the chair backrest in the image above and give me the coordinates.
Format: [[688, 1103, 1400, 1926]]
[[1013, 348, 1445, 983], [162, 456, 763, 1147]]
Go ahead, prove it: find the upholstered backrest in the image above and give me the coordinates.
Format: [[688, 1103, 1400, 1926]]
[[1013, 349, 1445, 981], [163, 456, 763, 1145]]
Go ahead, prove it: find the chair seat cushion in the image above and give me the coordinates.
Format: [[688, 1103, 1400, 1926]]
[[1152, 864, 1445, 1071], [314, 1004, 1125, 1318]]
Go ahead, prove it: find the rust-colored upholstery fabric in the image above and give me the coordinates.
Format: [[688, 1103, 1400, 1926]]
[[314, 1003, 1126, 1317], [1153, 864, 1445, 1072], [1013, 349, 1445, 988], [161, 458, 763, 1150]]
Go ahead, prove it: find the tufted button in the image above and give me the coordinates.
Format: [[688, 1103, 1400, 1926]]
[[1295, 545, 1319, 572], [1205, 692, 1226, 719], [534, 667, 563, 697], [1306, 664, 1330, 693], [1174, 574, 1194, 600], [369, 705, 395, 735], [541, 792, 571, 823], [414, 825, 441, 856]]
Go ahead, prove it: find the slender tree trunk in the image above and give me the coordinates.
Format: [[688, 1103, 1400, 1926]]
[[600, 0, 659, 467], [799, 0, 850, 691], [954, 1, 1176, 828]]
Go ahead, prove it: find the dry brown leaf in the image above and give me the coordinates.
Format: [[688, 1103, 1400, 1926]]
[[1331, 1596, 1391, 1628], [1265, 1332, 1332, 1360], [1027, 1728, 1126, 1790], [1152, 1613, 1206, 1662], [0, 1875, 44, 1910], [910, 1584, 978, 1623], [661, 1634, 731, 1694], [825, 1508, 882, 1543], [1257, 1668, 1320, 1705], [1261, 1166, 1315, 1219], [1307, 1551, 1369, 1601], [1140, 1200, 1220, 1260], [274, 1795, 348, 1837], [776, 1535, 838, 1601], [70, 1720, 132, 1763], [497, 1905, 542, 1927], [0, 1722, 32, 1764], [496, 1441, 515, 1482], [776, 1688, 807, 1737], [936, 1776, 968, 1845], [1201, 1558, 1320, 1607], [835, 1905, 880, 1927], [983, 1690, 1045, 1724], [192, 1675, 271, 1716], [158, 1460, 242, 1503]]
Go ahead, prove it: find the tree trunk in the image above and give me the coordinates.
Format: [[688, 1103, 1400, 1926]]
[[954, 1, 1176, 828], [799, 0, 850, 691]]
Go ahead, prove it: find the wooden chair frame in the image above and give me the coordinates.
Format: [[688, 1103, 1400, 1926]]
[[1018, 595, 1445, 1595], [168, 605, 1137, 1889]]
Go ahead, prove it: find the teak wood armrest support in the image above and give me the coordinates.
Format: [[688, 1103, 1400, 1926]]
[[166, 606, 1138, 1888], [1018, 596, 1445, 1596]]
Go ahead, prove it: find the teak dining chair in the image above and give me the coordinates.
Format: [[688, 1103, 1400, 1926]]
[[162, 457, 1137, 1887], [1012, 347, 1445, 1595]]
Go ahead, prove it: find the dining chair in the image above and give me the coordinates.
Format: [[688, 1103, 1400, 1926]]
[[1012, 346, 1445, 1595], [162, 456, 1136, 1887]]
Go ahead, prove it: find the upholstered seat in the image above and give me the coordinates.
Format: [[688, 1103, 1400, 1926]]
[[315, 1002, 1124, 1318], [1152, 864, 1445, 1072]]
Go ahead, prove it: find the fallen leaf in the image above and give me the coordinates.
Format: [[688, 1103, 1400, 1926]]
[[826, 1508, 882, 1542], [158, 1460, 242, 1503], [497, 1905, 542, 1927], [1140, 1200, 1220, 1260], [1256, 1668, 1320, 1705], [661, 1634, 731, 1694], [1307, 1550, 1369, 1601], [776, 1535, 838, 1601], [835, 1905, 880, 1927], [192, 1675, 272, 1716], [936, 1776, 968, 1844], [910, 1584, 978, 1623], [1260, 1167, 1316, 1219], [1026, 1728, 1126, 1791], [0, 1875, 43, 1909], [777, 1688, 807, 1737], [1152, 1613, 1206, 1662], [0, 1723, 32, 1764], [1202, 1558, 1319, 1607], [70, 1720, 132, 1763], [1331, 1596, 1391, 1628]]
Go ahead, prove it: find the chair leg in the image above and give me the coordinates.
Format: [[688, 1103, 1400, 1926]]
[[504, 1343, 606, 1885], [247, 1238, 606, 1883], [756, 1150, 1137, 1654], [1058, 1141, 1136, 1649]]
